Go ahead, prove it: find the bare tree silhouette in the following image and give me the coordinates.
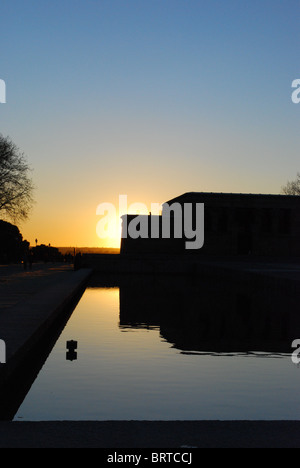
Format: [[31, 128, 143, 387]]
[[0, 134, 34, 221], [281, 173, 300, 195]]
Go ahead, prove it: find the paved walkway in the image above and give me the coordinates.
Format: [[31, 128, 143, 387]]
[[0, 263, 74, 311], [0, 262, 92, 384]]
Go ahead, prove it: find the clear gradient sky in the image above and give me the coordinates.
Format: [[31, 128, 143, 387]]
[[1, 0, 299, 248]]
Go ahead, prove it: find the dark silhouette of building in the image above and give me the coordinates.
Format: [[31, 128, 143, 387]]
[[31, 244, 63, 263], [121, 192, 300, 257]]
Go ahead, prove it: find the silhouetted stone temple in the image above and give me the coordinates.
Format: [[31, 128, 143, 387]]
[[120, 192, 300, 256]]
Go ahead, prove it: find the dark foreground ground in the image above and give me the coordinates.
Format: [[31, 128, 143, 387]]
[[0, 420, 300, 448]]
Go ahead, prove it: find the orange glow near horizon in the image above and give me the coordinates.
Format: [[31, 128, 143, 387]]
[[19, 194, 163, 249], [17, 179, 283, 250]]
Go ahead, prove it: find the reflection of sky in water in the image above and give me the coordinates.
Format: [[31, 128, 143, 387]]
[[14, 288, 300, 421]]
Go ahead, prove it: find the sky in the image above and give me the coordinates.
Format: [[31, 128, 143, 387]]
[[1, 0, 299, 248]]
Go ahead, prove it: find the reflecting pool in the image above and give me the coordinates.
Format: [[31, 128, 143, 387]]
[[13, 274, 300, 421]]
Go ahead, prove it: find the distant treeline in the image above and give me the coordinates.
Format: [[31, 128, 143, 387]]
[[0, 220, 66, 264], [57, 247, 120, 255], [0, 220, 27, 264], [0, 220, 120, 265]]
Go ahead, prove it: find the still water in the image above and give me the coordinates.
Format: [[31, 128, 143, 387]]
[[13, 275, 300, 421]]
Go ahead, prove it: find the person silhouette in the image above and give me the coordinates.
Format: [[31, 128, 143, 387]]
[[23, 251, 28, 270]]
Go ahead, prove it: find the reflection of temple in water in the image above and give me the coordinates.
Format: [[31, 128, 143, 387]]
[[106, 273, 300, 355]]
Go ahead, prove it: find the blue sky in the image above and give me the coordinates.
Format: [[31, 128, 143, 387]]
[[1, 0, 299, 246]]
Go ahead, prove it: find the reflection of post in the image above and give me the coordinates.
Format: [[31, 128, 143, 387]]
[[66, 340, 78, 361], [0, 339, 6, 363]]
